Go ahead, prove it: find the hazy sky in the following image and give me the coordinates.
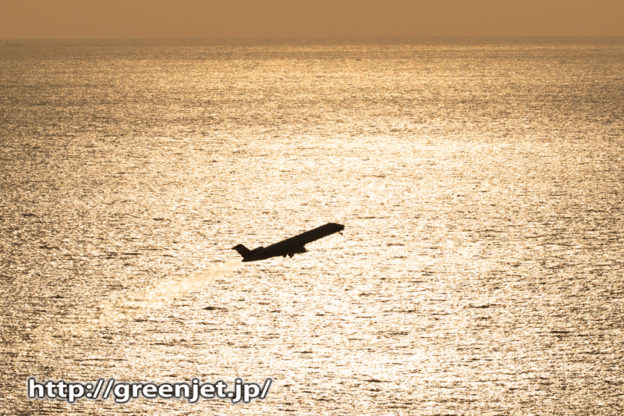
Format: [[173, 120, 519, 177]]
[[2, 0, 623, 39]]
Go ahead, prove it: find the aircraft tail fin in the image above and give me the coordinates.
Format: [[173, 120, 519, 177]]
[[232, 244, 251, 259]]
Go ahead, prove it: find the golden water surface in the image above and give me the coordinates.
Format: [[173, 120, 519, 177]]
[[1, 38, 623, 415]]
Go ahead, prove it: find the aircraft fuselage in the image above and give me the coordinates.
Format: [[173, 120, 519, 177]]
[[233, 223, 344, 262]]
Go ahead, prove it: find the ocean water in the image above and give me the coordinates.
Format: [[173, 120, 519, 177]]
[[1, 38, 623, 415]]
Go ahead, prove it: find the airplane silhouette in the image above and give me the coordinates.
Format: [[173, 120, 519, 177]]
[[233, 222, 344, 262]]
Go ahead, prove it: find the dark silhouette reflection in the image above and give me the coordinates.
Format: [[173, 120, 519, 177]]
[[233, 223, 344, 262]]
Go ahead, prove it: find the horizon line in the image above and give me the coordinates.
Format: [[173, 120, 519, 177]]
[[3, 34, 624, 41]]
